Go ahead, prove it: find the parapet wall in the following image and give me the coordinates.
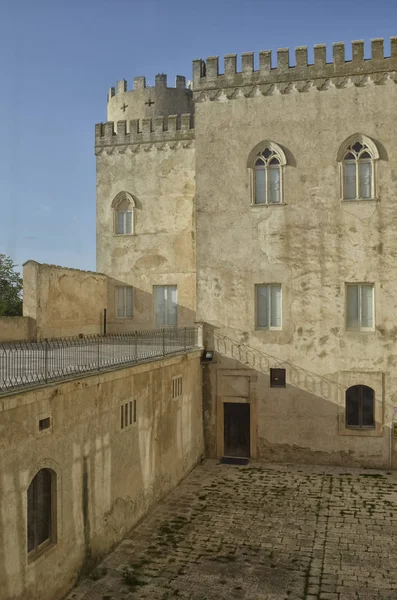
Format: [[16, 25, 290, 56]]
[[95, 114, 194, 150], [193, 38, 397, 90], [107, 73, 193, 123]]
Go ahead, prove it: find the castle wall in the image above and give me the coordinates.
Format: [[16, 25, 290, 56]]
[[107, 74, 193, 123], [96, 119, 196, 330], [0, 317, 36, 342], [23, 261, 110, 339], [194, 42, 397, 467], [0, 350, 203, 600]]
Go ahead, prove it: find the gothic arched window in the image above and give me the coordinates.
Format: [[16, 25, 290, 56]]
[[338, 135, 379, 201], [248, 142, 287, 205], [345, 385, 375, 429], [112, 192, 135, 235], [27, 468, 56, 555]]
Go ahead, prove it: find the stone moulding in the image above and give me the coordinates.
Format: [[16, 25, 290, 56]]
[[192, 38, 397, 91], [95, 115, 195, 152], [193, 72, 397, 102]]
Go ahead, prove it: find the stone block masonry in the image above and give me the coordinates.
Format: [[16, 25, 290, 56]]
[[0, 350, 203, 600], [193, 37, 397, 90], [65, 461, 397, 600]]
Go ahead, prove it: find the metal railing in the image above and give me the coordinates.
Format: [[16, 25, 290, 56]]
[[0, 327, 198, 395]]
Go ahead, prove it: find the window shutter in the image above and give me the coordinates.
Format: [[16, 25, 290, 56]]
[[155, 287, 166, 326], [343, 163, 356, 200], [268, 167, 281, 204], [347, 285, 359, 328], [362, 386, 375, 427], [270, 285, 282, 327], [116, 287, 124, 318], [167, 286, 178, 327], [117, 211, 124, 234], [359, 161, 372, 199], [256, 286, 269, 328], [126, 287, 133, 317], [255, 169, 267, 204], [361, 285, 374, 328], [126, 211, 133, 234], [346, 386, 360, 426]]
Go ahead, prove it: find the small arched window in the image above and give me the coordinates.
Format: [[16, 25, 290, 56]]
[[248, 142, 287, 205], [338, 135, 379, 201], [345, 385, 375, 429], [27, 468, 56, 555], [112, 192, 135, 235]]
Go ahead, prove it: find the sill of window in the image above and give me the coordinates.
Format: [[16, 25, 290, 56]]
[[250, 202, 287, 208], [255, 328, 283, 332], [345, 329, 376, 334], [113, 233, 135, 237], [27, 541, 58, 565], [341, 198, 379, 203]]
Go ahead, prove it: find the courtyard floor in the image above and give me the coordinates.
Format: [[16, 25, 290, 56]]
[[66, 460, 397, 600]]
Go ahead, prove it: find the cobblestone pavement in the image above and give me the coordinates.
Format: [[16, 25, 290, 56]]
[[66, 460, 397, 600]]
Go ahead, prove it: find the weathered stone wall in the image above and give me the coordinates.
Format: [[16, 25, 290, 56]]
[[0, 317, 36, 342], [23, 261, 111, 339], [194, 42, 397, 468], [96, 124, 196, 330], [0, 350, 203, 600]]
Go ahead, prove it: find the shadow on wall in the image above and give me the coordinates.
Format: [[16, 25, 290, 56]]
[[0, 353, 203, 600], [200, 323, 393, 470]]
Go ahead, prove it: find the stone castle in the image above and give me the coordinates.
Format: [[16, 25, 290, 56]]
[[95, 36, 397, 466], [2, 36, 397, 600]]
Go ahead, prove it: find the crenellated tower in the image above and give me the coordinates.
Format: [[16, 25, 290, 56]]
[[107, 74, 193, 123], [95, 73, 196, 332]]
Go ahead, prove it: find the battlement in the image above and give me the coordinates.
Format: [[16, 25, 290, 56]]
[[108, 74, 189, 100], [95, 115, 194, 149], [193, 37, 397, 90]]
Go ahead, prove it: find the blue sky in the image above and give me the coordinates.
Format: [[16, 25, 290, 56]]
[[1, 0, 396, 272]]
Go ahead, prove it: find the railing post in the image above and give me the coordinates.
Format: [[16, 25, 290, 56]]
[[134, 331, 138, 362], [44, 339, 49, 383], [184, 327, 187, 351], [162, 328, 165, 356], [97, 336, 100, 371]]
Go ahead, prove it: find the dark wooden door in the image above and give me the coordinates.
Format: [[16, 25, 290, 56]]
[[223, 402, 250, 457]]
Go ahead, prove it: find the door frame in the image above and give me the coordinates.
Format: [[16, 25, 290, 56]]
[[223, 401, 251, 457], [216, 369, 258, 459]]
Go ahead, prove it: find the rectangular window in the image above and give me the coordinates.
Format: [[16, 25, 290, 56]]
[[154, 285, 177, 327], [116, 210, 132, 234], [343, 162, 356, 200], [172, 375, 183, 399], [346, 284, 374, 330], [39, 417, 51, 431], [120, 401, 135, 430], [116, 286, 133, 318], [256, 284, 282, 330], [270, 368, 286, 388]]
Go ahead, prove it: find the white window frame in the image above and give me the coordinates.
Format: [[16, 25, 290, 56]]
[[338, 135, 379, 202], [116, 286, 133, 319], [345, 283, 375, 331], [112, 191, 135, 236], [153, 285, 178, 328], [248, 142, 287, 206], [115, 209, 133, 235], [255, 284, 282, 331]]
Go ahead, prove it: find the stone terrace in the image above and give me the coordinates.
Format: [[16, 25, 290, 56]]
[[66, 460, 397, 600]]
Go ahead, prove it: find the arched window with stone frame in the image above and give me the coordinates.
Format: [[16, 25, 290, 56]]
[[248, 142, 287, 205], [27, 468, 57, 557], [338, 134, 380, 201], [112, 192, 135, 235], [345, 385, 375, 429]]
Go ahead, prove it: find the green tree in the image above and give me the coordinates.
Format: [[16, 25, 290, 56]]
[[0, 254, 23, 316]]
